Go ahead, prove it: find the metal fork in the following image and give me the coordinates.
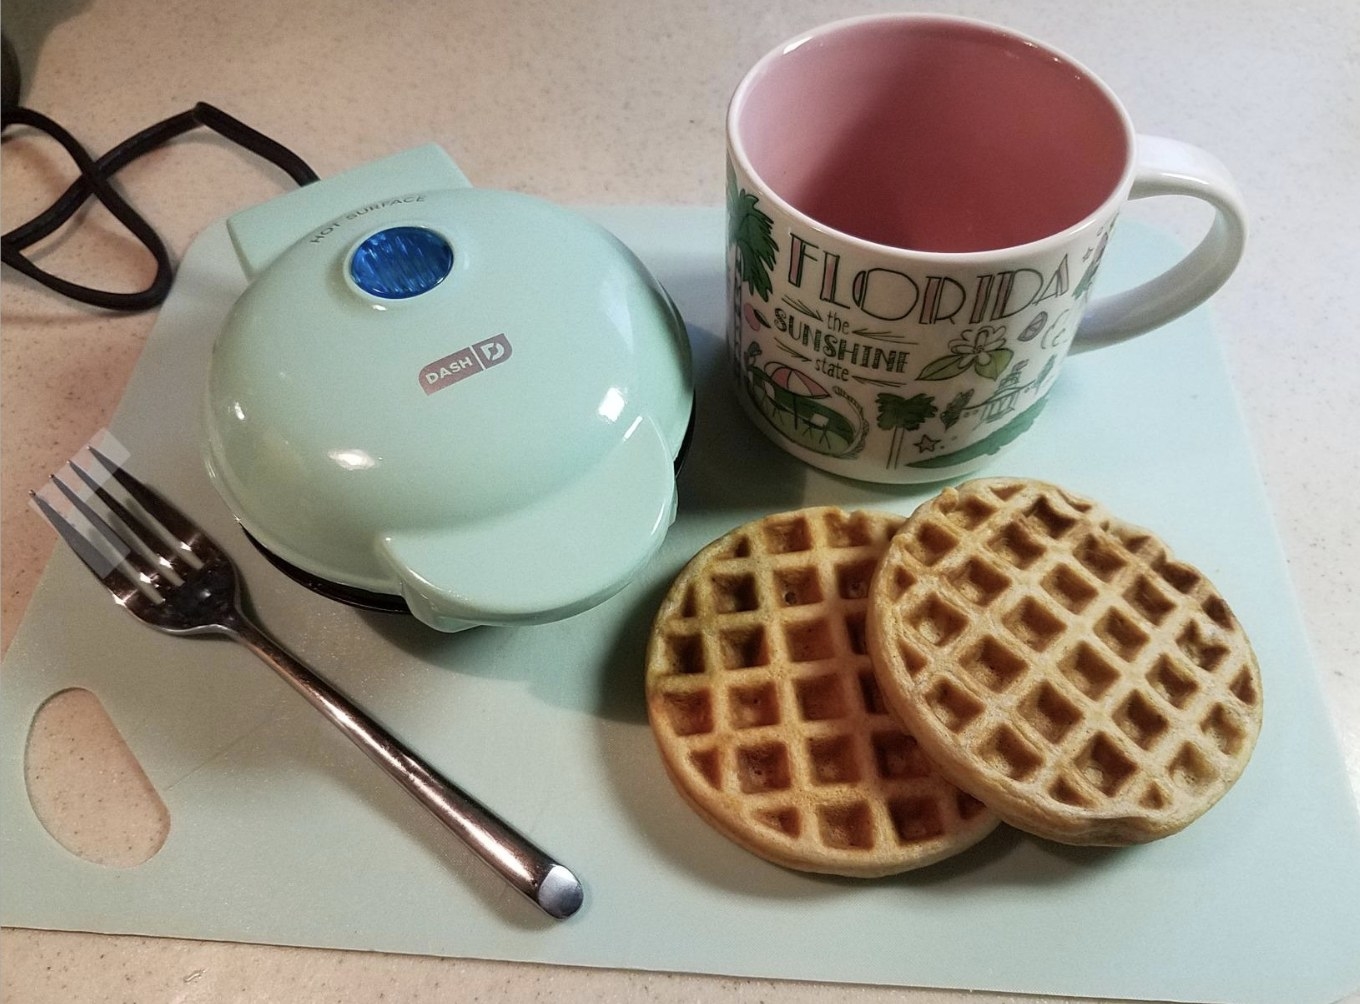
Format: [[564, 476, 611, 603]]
[[31, 446, 583, 920]]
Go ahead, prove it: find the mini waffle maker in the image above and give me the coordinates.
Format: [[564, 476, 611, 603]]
[[203, 146, 694, 631]]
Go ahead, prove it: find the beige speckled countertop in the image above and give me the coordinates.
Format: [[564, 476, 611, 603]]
[[3, 0, 1358, 1001]]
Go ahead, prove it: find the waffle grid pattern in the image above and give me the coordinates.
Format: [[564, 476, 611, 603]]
[[868, 479, 1263, 845], [646, 507, 997, 876]]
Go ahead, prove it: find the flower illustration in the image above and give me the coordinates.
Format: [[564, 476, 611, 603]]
[[948, 326, 1007, 366], [918, 325, 1013, 382]]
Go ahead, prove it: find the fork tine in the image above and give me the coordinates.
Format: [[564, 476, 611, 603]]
[[30, 489, 145, 605], [48, 474, 161, 589], [67, 458, 191, 574], [88, 446, 211, 558]]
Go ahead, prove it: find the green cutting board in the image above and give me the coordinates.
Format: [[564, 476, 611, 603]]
[[3, 207, 1359, 1004]]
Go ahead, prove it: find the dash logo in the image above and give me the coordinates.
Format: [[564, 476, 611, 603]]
[[419, 334, 513, 395]]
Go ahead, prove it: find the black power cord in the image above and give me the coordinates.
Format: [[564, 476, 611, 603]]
[[1, 101, 319, 312]]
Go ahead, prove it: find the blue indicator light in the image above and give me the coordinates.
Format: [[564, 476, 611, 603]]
[[349, 227, 454, 299]]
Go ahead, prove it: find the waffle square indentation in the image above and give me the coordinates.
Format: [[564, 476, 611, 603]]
[[1059, 641, 1120, 698], [817, 801, 874, 849], [1138, 782, 1169, 810], [1200, 704, 1248, 755], [1153, 555, 1202, 594], [1124, 575, 1176, 626], [908, 595, 968, 647], [663, 632, 706, 675], [896, 640, 929, 677], [843, 611, 868, 655], [987, 522, 1045, 568], [688, 748, 721, 789], [1049, 776, 1094, 808], [1229, 665, 1260, 706], [1077, 733, 1137, 796], [1112, 527, 1154, 553], [736, 742, 792, 793], [949, 556, 1011, 606], [822, 509, 878, 548], [887, 564, 918, 598], [754, 806, 802, 837], [927, 679, 984, 732], [1018, 680, 1081, 744], [719, 626, 769, 670], [904, 521, 960, 566], [888, 796, 945, 843], [959, 636, 1028, 692], [678, 584, 697, 617], [1095, 607, 1151, 661], [1201, 594, 1234, 629], [774, 567, 822, 607], [1003, 596, 1065, 652], [762, 516, 813, 554], [1176, 622, 1229, 672], [859, 671, 887, 714], [728, 681, 779, 729], [1148, 655, 1199, 708], [1025, 495, 1080, 538], [1073, 534, 1128, 581], [940, 493, 999, 530], [1168, 742, 1219, 792], [872, 731, 930, 779], [1114, 690, 1169, 750], [711, 572, 759, 613], [794, 674, 847, 721], [1042, 562, 1099, 613], [979, 724, 1043, 780], [785, 619, 835, 662], [808, 735, 861, 785], [660, 689, 714, 736], [986, 482, 1025, 502], [713, 534, 752, 560], [835, 558, 877, 599]]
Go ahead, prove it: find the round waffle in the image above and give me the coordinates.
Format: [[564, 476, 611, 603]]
[[645, 507, 999, 876], [867, 478, 1263, 846]]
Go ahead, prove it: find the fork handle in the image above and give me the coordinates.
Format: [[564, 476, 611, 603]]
[[223, 615, 584, 920]]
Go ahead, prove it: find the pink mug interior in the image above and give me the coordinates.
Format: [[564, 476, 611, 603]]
[[732, 17, 1132, 253]]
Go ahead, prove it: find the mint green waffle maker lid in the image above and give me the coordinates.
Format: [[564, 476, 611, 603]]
[[202, 147, 694, 632]]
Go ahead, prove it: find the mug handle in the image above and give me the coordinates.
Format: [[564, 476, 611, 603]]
[[1072, 134, 1247, 352]]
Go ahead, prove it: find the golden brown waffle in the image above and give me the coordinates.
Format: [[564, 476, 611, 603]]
[[867, 478, 1263, 846], [645, 507, 999, 876]]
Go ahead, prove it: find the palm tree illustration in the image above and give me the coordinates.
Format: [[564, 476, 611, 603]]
[[875, 392, 938, 470], [728, 162, 778, 379]]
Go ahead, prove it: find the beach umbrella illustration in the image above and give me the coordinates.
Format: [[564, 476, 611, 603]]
[[763, 362, 841, 439], [766, 363, 829, 399], [748, 360, 858, 454]]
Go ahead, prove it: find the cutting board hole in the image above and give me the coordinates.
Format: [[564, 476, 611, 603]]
[[25, 688, 170, 867]]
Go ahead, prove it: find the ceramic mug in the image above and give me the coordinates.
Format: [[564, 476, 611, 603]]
[[725, 14, 1246, 483]]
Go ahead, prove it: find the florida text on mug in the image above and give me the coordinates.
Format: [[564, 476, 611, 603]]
[[726, 14, 1246, 483]]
